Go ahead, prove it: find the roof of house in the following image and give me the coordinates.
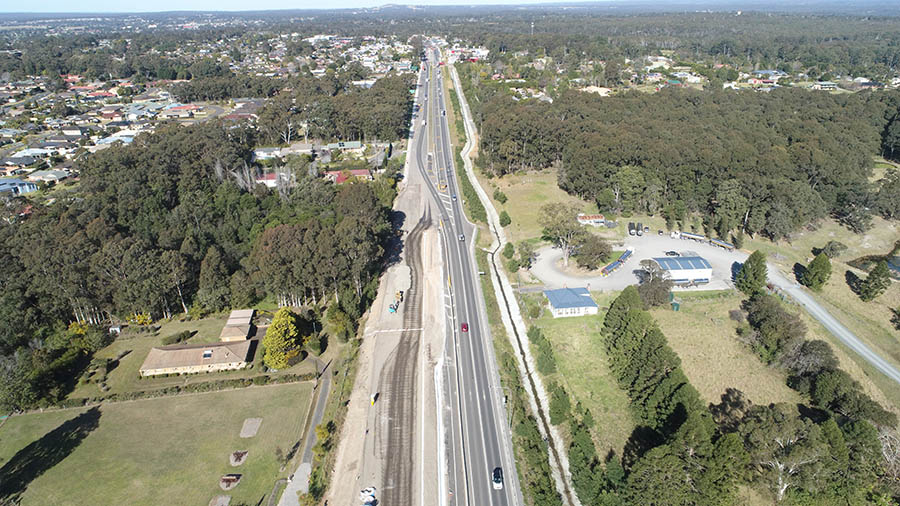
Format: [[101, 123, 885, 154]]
[[139, 340, 252, 372], [543, 287, 598, 310], [220, 325, 250, 339], [652, 256, 712, 271], [228, 309, 255, 321]]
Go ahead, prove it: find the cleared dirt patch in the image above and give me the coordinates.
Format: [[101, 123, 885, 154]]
[[219, 474, 242, 491], [230, 451, 248, 466], [209, 495, 231, 506], [240, 418, 262, 438]]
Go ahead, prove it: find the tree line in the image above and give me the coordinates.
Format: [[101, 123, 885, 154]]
[[541, 286, 897, 505], [0, 121, 397, 412], [460, 62, 900, 239], [253, 73, 414, 145]]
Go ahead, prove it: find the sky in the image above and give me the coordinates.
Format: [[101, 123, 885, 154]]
[[3, 0, 567, 13]]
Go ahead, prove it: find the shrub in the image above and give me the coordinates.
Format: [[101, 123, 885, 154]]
[[499, 210, 512, 227], [161, 330, 193, 345], [493, 189, 508, 204], [728, 309, 745, 323], [821, 240, 848, 258], [502, 242, 515, 259]]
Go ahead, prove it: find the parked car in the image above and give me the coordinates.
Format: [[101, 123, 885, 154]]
[[644, 226, 650, 233], [636, 222, 644, 236], [665, 251, 680, 257], [658, 229, 664, 235], [628, 222, 636, 236], [492, 467, 504, 490]]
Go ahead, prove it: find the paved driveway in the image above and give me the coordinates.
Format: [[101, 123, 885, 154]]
[[532, 233, 741, 291], [530, 233, 900, 387]]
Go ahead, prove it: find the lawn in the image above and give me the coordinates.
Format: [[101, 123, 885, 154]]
[[0, 382, 314, 506], [478, 168, 599, 245], [69, 314, 319, 399], [652, 289, 899, 415], [740, 216, 900, 376], [649, 291, 803, 406], [520, 291, 634, 458]]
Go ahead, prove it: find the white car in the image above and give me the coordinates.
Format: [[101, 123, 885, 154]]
[[359, 487, 377, 501]]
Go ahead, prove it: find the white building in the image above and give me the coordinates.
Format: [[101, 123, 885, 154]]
[[544, 287, 599, 318], [651, 256, 712, 285]]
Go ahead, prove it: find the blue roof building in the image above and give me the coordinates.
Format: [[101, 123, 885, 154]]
[[543, 287, 598, 318]]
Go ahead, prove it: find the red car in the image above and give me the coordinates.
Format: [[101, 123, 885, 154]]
[[461, 323, 469, 332]]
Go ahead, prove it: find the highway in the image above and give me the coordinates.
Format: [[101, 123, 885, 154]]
[[410, 45, 519, 506]]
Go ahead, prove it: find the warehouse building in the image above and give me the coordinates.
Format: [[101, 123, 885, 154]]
[[544, 287, 599, 318], [651, 256, 712, 285]]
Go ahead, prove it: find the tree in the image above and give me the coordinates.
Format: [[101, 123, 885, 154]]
[[263, 308, 300, 370], [539, 202, 586, 267], [548, 382, 571, 425], [736, 250, 767, 295], [636, 260, 673, 308], [493, 189, 508, 204], [800, 253, 831, 291], [782, 340, 837, 376], [518, 241, 536, 269], [858, 260, 891, 302], [196, 246, 231, 312], [499, 210, 512, 227], [738, 403, 825, 502], [573, 234, 611, 270]]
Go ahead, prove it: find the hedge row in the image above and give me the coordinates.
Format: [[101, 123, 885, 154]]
[[53, 373, 316, 409]]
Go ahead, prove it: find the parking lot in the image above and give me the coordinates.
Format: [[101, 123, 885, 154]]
[[531, 230, 748, 292]]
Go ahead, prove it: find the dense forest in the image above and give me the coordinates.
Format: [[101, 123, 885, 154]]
[[0, 122, 399, 411], [460, 64, 900, 239], [252, 74, 413, 145]]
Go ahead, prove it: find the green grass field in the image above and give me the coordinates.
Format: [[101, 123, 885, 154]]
[[69, 315, 318, 399], [520, 291, 634, 457], [649, 291, 803, 406], [478, 168, 599, 245], [0, 382, 313, 506]]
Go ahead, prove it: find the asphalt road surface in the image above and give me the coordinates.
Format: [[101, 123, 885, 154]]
[[412, 46, 518, 506]]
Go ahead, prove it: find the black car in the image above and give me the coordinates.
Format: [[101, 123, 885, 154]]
[[665, 251, 680, 257], [636, 222, 644, 236], [627, 222, 636, 236]]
